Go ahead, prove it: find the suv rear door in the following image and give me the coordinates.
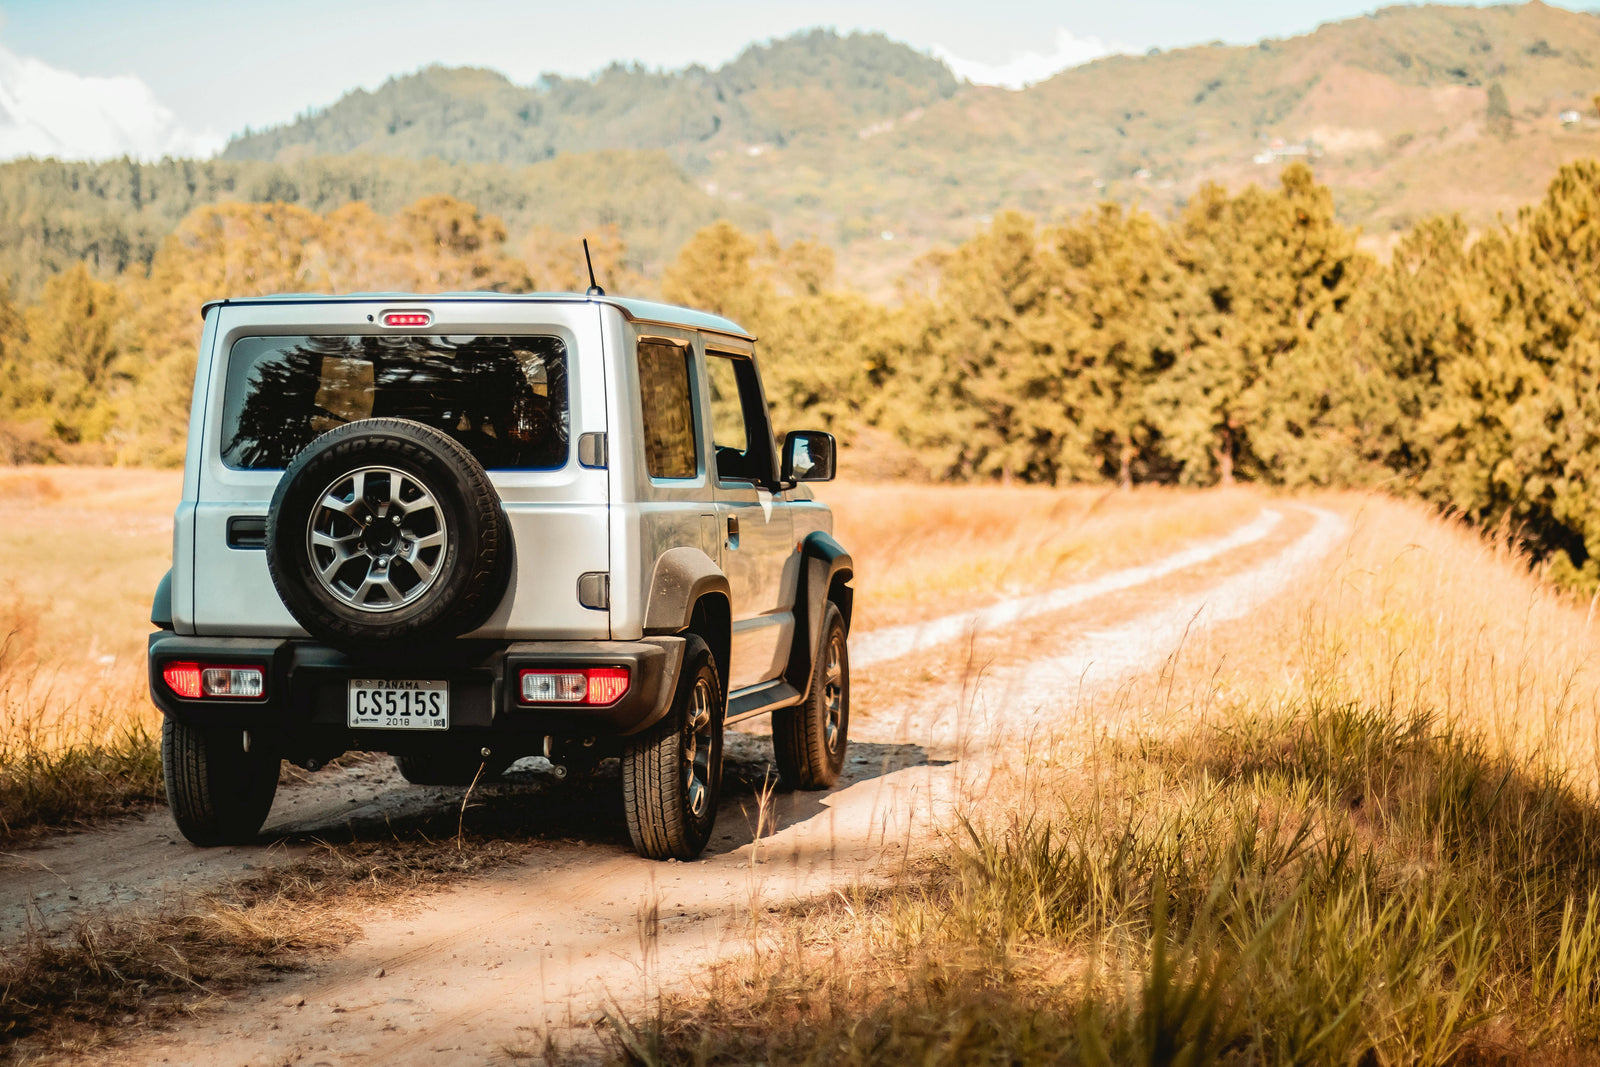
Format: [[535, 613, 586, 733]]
[[190, 299, 610, 640]]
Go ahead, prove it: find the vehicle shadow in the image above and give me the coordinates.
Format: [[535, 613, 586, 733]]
[[264, 729, 945, 859], [707, 733, 950, 855]]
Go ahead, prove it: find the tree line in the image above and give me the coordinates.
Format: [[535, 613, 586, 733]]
[[672, 159, 1600, 589], [0, 152, 752, 302], [5, 161, 1600, 585]]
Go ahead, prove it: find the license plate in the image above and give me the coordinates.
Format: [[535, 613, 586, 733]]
[[347, 679, 449, 729]]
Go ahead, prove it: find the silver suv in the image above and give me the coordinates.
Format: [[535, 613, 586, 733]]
[[147, 293, 853, 860]]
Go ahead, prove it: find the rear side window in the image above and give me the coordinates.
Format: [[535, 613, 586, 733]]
[[220, 334, 569, 470], [636, 340, 698, 479]]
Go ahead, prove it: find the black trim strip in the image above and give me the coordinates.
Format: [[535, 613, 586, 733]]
[[227, 516, 267, 550], [725, 679, 803, 724]]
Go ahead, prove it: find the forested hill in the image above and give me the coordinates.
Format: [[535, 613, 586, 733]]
[[218, 3, 1600, 288], [16, 7, 1600, 592], [0, 31, 948, 301], [223, 30, 961, 164], [12, 3, 1600, 302], [0, 151, 763, 302]]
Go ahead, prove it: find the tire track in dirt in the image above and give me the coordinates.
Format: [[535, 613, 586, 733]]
[[0, 763, 474, 942], [852, 506, 1284, 666], [921, 504, 1349, 752], [86, 504, 1349, 1067]]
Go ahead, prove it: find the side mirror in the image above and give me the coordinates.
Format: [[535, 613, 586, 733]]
[[781, 430, 836, 482]]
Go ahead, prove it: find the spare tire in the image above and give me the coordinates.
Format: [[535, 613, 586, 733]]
[[266, 418, 512, 648]]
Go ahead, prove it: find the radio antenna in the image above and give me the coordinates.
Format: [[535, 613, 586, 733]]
[[582, 238, 605, 297]]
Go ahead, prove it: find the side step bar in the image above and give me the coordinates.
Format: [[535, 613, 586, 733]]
[[725, 679, 804, 725]]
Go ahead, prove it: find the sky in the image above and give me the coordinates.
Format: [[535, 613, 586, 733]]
[[2, 0, 1599, 161]]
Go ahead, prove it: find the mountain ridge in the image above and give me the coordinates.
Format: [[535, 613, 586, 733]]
[[8, 4, 1600, 301], [223, 30, 960, 165], [216, 4, 1600, 288]]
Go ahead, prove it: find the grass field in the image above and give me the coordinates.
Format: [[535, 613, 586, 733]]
[[0, 467, 1259, 842], [11, 472, 1600, 1059], [0, 468, 178, 839], [627, 495, 1600, 1063]]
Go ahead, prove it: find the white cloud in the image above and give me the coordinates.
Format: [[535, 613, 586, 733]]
[[0, 43, 222, 162], [932, 29, 1116, 90]]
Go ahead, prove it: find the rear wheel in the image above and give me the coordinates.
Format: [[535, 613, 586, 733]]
[[622, 636, 723, 860], [162, 718, 281, 846], [773, 601, 849, 789]]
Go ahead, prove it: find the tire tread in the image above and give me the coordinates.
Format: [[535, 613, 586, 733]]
[[623, 636, 721, 860], [772, 602, 849, 790], [162, 718, 279, 846]]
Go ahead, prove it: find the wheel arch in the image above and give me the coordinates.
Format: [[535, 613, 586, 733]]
[[688, 595, 731, 701], [783, 532, 854, 701], [643, 546, 732, 696], [151, 569, 175, 630]]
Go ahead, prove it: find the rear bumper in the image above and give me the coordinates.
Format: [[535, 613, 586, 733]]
[[147, 632, 686, 755]]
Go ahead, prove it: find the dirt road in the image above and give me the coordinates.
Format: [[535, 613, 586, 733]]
[[6, 502, 1347, 1065]]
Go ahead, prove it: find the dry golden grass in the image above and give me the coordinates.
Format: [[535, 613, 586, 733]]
[[0, 468, 1264, 840], [0, 466, 179, 839], [626, 493, 1600, 1065], [0, 469, 1277, 1057], [818, 480, 1264, 629], [0, 466, 178, 668], [1114, 492, 1600, 784]]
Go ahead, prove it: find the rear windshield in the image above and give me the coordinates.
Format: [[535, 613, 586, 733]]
[[219, 334, 569, 470]]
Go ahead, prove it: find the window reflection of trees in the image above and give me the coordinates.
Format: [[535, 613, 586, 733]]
[[223, 334, 569, 470], [637, 341, 698, 479]]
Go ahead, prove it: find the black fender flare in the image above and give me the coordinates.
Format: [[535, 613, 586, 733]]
[[643, 547, 731, 635], [783, 532, 854, 701], [151, 569, 174, 630]]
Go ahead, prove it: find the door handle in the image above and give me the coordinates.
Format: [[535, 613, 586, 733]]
[[725, 515, 740, 548]]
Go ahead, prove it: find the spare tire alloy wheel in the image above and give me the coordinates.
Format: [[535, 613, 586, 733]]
[[266, 418, 511, 648], [309, 466, 448, 612]]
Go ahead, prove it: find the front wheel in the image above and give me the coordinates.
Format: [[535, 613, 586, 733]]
[[622, 636, 723, 860], [162, 718, 281, 846], [773, 601, 850, 789]]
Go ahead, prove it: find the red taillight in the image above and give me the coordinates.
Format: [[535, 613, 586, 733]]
[[163, 661, 202, 699], [518, 667, 630, 706], [381, 311, 431, 328], [162, 661, 265, 700], [586, 668, 630, 705]]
